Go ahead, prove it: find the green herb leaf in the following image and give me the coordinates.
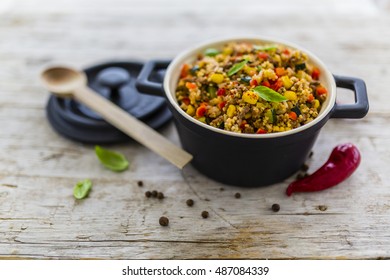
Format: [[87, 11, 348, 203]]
[[228, 59, 248, 76], [204, 48, 220, 57], [253, 86, 288, 102], [73, 179, 92, 200], [95, 145, 129, 172]]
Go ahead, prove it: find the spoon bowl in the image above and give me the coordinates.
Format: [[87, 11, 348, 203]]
[[41, 66, 87, 98]]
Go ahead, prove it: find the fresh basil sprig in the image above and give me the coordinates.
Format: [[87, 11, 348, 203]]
[[228, 59, 248, 76], [253, 86, 288, 102], [95, 145, 129, 172], [73, 179, 92, 200]]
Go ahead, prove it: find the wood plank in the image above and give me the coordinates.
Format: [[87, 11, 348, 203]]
[[0, 0, 389, 259]]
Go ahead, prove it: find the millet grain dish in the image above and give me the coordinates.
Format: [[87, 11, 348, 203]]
[[175, 42, 328, 134]]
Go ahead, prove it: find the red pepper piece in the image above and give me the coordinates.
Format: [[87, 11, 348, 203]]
[[217, 88, 226, 96], [286, 143, 361, 196]]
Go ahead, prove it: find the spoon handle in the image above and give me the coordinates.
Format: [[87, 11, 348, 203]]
[[73, 86, 193, 169]]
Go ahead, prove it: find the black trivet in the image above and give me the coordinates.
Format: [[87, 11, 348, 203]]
[[46, 61, 171, 144]]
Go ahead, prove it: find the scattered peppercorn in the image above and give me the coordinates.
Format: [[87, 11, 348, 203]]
[[271, 204, 280, 212], [145, 191, 152, 198], [157, 192, 164, 199], [151, 190, 158, 197], [317, 205, 328, 211], [159, 216, 169, 226], [309, 151, 314, 158], [234, 192, 241, 199], [186, 199, 194, 207], [137, 180, 144, 187], [201, 211, 209, 219], [301, 163, 309, 172], [219, 187, 225, 191]]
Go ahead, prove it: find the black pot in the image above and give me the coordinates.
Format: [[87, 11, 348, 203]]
[[136, 37, 369, 187]]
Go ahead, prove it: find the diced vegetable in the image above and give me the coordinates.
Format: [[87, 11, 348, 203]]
[[281, 76, 293, 89], [186, 105, 195, 116], [196, 105, 207, 117], [275, 67, 286, 76], [289, 111, 297, 120], [227, 105, 236, 118], [265, 109, 276, 124], [186, 82, 197, 90], [313, 99, 320, 109], [190, 65, 200, 75], [295, 63, 306, 70], [307, 94, 314, 102], [180, 64, 190, 78], [291, 106, 301, 116], [207, 86, 217, 98], [316, 86, 327, 95], [284, 91, 297, 101], [210, 73, 224, 84], [250, 79, 258, 87], [217, 88, 226, 96], [312, 67, 320, 80], [256, 128, 267, 134], [241, 76, 252, 84], [242, 91, 259, 104], [257, 52, 268, 59], [218, 101, 226, 109]]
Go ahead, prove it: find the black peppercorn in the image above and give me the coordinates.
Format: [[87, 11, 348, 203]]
[[157, 192, 164, 199], [271, 204, 280, 212], [201, 211, 209, 219], [151, 190, 158, 197], [137, 180, 144, 187], [145, 191, 152, 198], [159, 216, 169, 226], [186, 199, 194, 207], [234, 192, 241, 199]]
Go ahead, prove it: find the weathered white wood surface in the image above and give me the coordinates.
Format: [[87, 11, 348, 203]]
[[1, 0, 390, 259]]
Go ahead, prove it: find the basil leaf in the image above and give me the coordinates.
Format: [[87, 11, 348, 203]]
[[254, 45, 277, 51], [228, 59, 248, 76], [253, 86, 288, 102], [95, 145, 129, 172], [73, 179, 92, 200], [204, 48, 220, 57]]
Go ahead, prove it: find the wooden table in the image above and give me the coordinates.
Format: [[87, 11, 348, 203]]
[[1, 0, 390, 259]]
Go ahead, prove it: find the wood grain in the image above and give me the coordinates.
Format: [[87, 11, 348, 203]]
[[1, 0, 390, 259]]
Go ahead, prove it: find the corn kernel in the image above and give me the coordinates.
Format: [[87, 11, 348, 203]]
[[227, 105, 236, 118], [313, 99, 320, 108], [222, 47, 233, 55], [210, 73, 224, 84], [242, 91, 259, 105], [244, 65, 256, 76], [284, 91, 297, 101], [244, 112, 252, 119], [281, 76, 293, 89], [197, 117, 206, 123], [186, 105, 195, 116]]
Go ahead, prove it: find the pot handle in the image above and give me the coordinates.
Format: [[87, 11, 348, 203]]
[[331, 75, 369, 118], [136, 60, 171, 96]]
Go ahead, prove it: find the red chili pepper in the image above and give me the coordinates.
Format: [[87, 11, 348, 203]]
[[286, 143, 361, 196], [182, 97, 190, 105]]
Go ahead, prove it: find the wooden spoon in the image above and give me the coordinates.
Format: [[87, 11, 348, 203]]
[[40, 66, 193, 169]]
